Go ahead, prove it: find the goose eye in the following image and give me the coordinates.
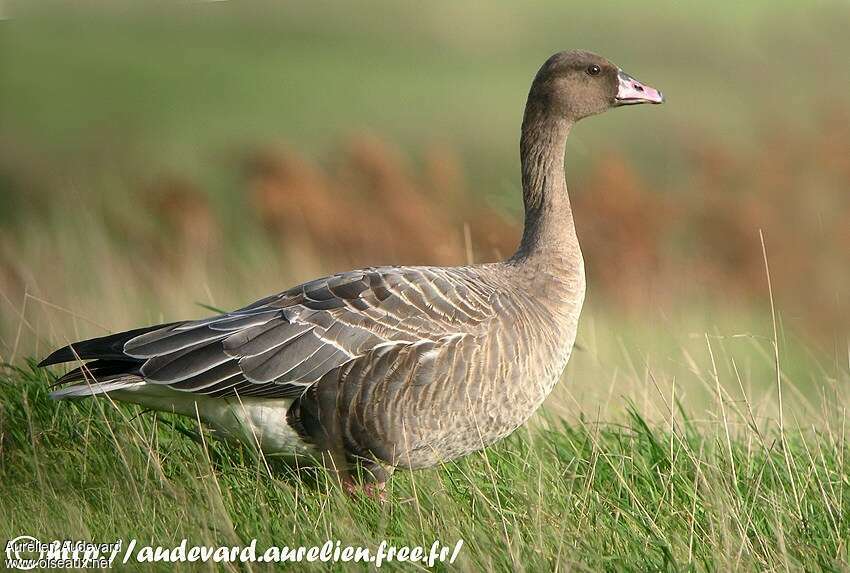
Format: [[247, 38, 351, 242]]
[[586, 65, 601, 76]]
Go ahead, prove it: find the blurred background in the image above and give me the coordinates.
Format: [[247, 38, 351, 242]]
[[1, 1, 848, 422]]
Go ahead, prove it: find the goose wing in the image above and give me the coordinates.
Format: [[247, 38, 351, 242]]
[[114, 266, 495, 398]]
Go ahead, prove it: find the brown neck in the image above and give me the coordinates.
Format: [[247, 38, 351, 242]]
[[510, 103, 578, 263]]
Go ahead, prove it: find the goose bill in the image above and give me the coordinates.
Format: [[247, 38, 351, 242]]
[[615, 70, 664, 105]]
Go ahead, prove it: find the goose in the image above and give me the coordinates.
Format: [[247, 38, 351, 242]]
[[39, 50, 663, 499]]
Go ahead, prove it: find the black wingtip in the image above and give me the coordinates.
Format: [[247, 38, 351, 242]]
[[38, 346, 75, 367], [37, 322, 180, 368]]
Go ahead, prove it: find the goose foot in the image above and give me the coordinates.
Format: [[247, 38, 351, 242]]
[[363, 481, 387, 502], [343, 478, 387, 503]]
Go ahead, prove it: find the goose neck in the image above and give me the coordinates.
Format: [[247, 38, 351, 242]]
[[511, 112, 579, 263]]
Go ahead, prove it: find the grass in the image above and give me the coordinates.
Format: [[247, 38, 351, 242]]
[[2, 312, 848, 571]]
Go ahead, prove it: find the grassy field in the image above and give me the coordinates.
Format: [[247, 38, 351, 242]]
[[1, 1, 849, 570], [2, 337, 848, 571], [3, 286, 849, 569]]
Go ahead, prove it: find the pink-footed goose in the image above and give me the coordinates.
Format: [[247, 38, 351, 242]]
[[40, 50, 663, 499]]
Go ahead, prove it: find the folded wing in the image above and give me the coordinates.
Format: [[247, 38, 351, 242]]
[[45, 266, 495, 399]]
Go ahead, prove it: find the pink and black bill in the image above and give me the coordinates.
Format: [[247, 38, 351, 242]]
[[615, 70, 664, 105]]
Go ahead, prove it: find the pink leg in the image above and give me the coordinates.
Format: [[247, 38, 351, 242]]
[[342, 476, 387, 502], [363, 481, 387, 503]]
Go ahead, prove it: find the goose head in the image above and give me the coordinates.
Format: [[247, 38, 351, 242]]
[[527, 50, 664, 122]]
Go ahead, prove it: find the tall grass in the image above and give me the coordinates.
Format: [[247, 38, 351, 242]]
[[2, 324, 848, 570]]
